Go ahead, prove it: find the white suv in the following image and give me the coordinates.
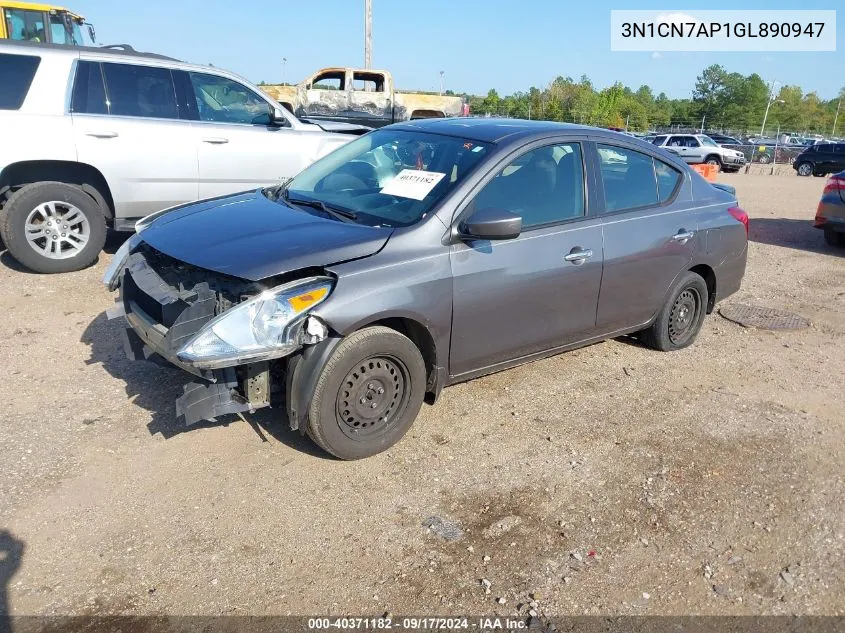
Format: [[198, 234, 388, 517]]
[[650, 134, 747, 173], [0, 41, 366, 273]]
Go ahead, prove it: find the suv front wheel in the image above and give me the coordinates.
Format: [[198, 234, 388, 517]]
[[0, 182, 107, 274], [795, 162, 813, 177]]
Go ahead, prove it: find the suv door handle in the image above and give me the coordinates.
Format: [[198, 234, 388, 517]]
[[85, 131, 118, 138], [672, 230, 695, 243], [564, 247, 593, 264], [202, 137, 229, 144]]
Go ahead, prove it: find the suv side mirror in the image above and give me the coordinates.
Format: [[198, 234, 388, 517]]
[[461, 207, 522, 240], [271, 106, 290, 127]]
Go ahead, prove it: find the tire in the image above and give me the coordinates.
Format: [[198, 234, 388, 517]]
[[758, 153, 771, 164], [722, 168, 740, 174], [796, 162, 813, 176], [704, 156, 722, 170], [0, 181, 106, 274], [640, 271, 708, 352], [306, 326, 426, 460], [824, 228, 845, 247]]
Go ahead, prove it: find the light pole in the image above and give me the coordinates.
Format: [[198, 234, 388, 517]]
[[281, 57, 287, 84], [832, 98, 842, 137], [760, 80, 783, 137], [439, 71, 445, 95]]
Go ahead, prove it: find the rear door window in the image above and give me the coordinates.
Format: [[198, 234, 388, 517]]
[[101, 62, 179, 119], [655, 160, 682, 202], [597, 144, 659, 212], [0, 53, 41, 110], [652, 135, 668, 145], [71, 61, 108, 115], [817, 144, 834, 154]]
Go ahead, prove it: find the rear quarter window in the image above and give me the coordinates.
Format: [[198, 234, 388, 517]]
[[0, 53, 41, 110]]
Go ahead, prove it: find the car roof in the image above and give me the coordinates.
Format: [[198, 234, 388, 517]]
[[390, 117, 609, 144]]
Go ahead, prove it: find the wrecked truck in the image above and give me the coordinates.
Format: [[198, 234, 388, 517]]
[[261, 67, 467, 129]]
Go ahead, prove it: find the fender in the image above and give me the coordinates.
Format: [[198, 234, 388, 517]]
[[285, 336, 343, 433]]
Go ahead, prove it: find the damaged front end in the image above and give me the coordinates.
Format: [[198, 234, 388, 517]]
[[105, 242, 331, 427]]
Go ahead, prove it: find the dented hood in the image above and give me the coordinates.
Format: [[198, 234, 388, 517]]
[[138, 190, 393, 281]]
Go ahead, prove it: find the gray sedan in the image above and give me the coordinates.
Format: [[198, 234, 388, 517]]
[[104, 119, 749, 459]]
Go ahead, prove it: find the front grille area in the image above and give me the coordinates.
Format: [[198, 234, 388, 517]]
[[120, 244, 264, 353]]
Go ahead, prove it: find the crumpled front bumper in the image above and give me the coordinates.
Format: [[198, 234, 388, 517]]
[[109, 250, 271, 426]]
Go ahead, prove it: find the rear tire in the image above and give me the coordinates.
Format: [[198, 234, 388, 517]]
[[0, 182, 106, 274], [824, 228, 845, 247], [641, 272, 708, 352], [306, 326, 426, 460]]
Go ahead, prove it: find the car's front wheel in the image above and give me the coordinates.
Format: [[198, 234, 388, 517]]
[[795, 162, 813, 177], [0, 182, 107, 274], [705, 156, 722, 170], [641, 271, 708, 352], [307, 326, 426, 460]]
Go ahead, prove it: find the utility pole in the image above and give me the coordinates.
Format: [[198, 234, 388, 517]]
[[439, 70, 444, 95], [833, 99, 842, 137], [700, 114, 705, 133], [364, 0, 372, 69], [281, 57, 287, 84], [760, 80, 783, 137]]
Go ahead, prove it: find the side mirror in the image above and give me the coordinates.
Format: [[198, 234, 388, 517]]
[[86, 23, 96, 43], [461, 207, 522, 240], [271, 106, 290, 127]]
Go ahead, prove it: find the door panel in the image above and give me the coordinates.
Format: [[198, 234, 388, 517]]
[[303, 70, 350, 122], [450, 222, 604, 375], [348, 71, 391, 127], [593, 143, 696, 330], [186, 71, 309, 198], [71, 61, 197, 220], [449, 141, 602, 376]]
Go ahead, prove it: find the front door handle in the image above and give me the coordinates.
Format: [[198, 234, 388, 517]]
[[202, 137, 229, 144], [672, 230, 695, 243], [564, 247, 593, 265], [85, 131, 118, 138]]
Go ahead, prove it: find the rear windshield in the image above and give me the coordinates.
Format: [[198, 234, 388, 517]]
[[0, 53, 40, 110], [283, 129, 492, 228]]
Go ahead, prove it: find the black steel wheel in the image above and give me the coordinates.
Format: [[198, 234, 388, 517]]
[[307, 326, 426, 460], [640, 271, 708, 352], [335, 355, 411, 440]]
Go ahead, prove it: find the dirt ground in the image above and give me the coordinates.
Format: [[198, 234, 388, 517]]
[[0, 174, 843, 619]]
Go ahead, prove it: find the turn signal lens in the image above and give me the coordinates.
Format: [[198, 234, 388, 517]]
[[288, 287, 329, 312]]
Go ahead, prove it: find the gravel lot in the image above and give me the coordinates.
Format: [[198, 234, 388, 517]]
[[0, 173, 843, 618]]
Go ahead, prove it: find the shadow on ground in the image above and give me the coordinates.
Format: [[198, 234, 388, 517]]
[[0, 530, 24, 619], [81, 312, 330, 459], [750, 217, 844, 256]]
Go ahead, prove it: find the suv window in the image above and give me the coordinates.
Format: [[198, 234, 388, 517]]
[[652, 135, 668, 145], [188, 72, 271, 125], [4, 8, 45, 41], [71, 61, 108, 115], [597, 144, 659, 212], [835, 144, 845, 153], [473, 143, 585, 228], [101, 62, 178, 119], [0, 53, 40, 110], [817, 144, 834, 153]]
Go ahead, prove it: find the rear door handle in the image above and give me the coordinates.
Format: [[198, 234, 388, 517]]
[[202, 137, 229, 144], [564, 247, 593, 265], [85, 131, 118, 138], [672, 230, 695, 243]]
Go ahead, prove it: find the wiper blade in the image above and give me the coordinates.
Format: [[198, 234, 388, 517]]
[[285, 195, 358, 222]]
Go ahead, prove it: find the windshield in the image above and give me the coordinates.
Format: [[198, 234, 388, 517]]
[[699, 135, 718, 147], [282, 129, 491, 228]]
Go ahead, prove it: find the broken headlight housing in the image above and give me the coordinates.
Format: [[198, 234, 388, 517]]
[[177, 277, 333, 369], [102, 232, 143, 291]]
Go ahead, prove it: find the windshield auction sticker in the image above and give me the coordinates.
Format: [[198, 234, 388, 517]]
[[380, 170, 447, 200], [610, 10, 836, 51]]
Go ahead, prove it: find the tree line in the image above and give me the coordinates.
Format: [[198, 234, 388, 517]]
[[459, 64, 845, 137]]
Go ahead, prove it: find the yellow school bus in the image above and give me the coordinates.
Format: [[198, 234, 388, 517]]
[[0, 1, 94, 45]]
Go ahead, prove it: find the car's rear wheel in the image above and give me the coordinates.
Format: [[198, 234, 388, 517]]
[[0, 182, 106, 274], [796, 162, 813, 176], [307, 326, 426, 460], [758, 153, 771, 164], [641, 271, 708, 352], [824, 228, 845, 247]]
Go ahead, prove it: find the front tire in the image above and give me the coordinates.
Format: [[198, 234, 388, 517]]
[[307, 326, 426, 460], [705, 156, 722, 170], [0, 182, 106, 273], [824, 228, 845, 247], [795, 162, 813, 177], [641, 272, 708, 352]]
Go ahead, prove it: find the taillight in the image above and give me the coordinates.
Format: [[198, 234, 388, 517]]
[[823, 175, 845, 195], [728, 206, 749, 238]]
